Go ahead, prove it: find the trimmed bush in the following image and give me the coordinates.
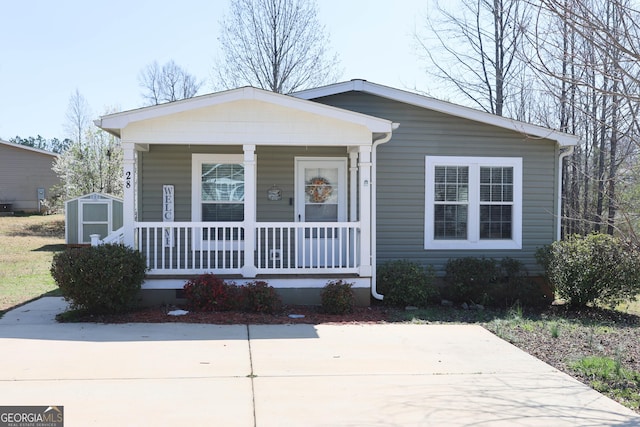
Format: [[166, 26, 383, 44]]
[[377, 260, 437, 307], [444, 257, 499, 304], [50, 244, 147, 314], [541, 233, 640, 307], [240, 281, 282, 314], [321, 280, 355, 314], [183, 274, 239, 312]]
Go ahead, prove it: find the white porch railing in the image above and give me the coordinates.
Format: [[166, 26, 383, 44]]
[[102, 227, 125, 244], [133, 221, 361, 276]]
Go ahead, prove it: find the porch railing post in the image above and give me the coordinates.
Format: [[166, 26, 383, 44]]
[[241, 144, 258, 277], [358, 146, 373, 277], [122, 142, 136, 248]]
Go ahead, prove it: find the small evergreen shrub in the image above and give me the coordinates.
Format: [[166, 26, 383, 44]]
[[541, 233, 640, 308], [444, 257, 499, 304], [240, 281, 282, 314], [50, 244, 147, 314], [321, 280, 355, 314], [377, 260, 437, 307], [183, 274, 239, 312]]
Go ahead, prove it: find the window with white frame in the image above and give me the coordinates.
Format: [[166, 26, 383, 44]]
[[192, 154, 245, 222], [192, 154, 245, 245], [425, 156, 522, 250]]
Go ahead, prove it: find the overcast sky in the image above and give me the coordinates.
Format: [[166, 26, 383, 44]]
[[0, 0, 436, 140]]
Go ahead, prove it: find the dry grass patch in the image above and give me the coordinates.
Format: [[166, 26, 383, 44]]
[[0, 214, 65, 312]]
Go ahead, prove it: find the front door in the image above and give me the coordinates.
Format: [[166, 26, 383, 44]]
[[295, 158, 347, 267]]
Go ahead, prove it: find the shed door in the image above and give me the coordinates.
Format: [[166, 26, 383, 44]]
[[79, 201, 111, 243], [295, 158, 347, 267]]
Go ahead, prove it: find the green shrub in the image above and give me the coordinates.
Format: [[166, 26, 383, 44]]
[[444, 257, 499, 304], [541, 233, 640, 308], [240, 281, 282, 314], [377, 260, 437, 307], [321, 280, 355, 314], [50, 244, 147, 314], [183, 274, 239, 312]]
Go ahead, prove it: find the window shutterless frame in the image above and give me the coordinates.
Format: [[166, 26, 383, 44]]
[[192, 154, 245, 250], [424, 156, 522, 250]]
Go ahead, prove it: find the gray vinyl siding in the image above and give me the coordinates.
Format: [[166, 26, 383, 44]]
[[311, 92, 559, 275], [138, 145, 346, 222], [0, 143, 59, 211], [138, 146, 241, 221], [66, 199, 78, 243]]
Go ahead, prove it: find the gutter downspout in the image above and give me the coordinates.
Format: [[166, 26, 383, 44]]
[[371, 123, 400, 300], [557, 146, 575, 241]]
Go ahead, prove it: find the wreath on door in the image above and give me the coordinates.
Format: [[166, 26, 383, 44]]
[[306, 177, 333, 203]]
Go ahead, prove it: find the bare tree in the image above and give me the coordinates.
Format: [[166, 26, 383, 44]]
[[138, 60, 202, 105], [54, 107, 123, 200], [64, 89, 92, 144], [214, 0, 341, 94], [415, 0, 531, 116], [526, 0, 640, 237]]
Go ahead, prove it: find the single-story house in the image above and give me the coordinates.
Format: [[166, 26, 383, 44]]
[[95, 80, 578, 305], [0, 139, 60, 213]]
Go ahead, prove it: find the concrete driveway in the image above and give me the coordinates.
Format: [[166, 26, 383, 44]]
[[0, 297, 638, 426]]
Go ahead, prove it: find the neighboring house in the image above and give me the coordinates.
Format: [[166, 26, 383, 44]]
[[0, 139, 60, 212], [95, 80, 578, 306]]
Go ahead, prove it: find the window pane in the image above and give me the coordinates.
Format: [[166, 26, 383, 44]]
[[202, 203, 244, 221], [434, 166, 468, 202], [480, 167, 513, 202], [480, 205, 512, 239], [305, 168, 338, 204], [202, 163, 245, 202], [435, 183, 446, 202], [305, 204, 338, 222], [434, 205, 467, 240]]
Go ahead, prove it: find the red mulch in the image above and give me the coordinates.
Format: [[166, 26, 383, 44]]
[[73, 305, 394, 325]]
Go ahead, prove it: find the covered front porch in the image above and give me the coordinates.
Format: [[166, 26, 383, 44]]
[[96, 87, 395, 290]]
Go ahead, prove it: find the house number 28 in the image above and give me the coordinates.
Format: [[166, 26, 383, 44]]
[[125, 171, 132, 189]]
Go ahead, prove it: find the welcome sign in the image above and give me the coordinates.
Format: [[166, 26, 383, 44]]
[[163, 185, 174, 247]]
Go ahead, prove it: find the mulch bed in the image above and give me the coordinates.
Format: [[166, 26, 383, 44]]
[[66, 304, 395, 325]]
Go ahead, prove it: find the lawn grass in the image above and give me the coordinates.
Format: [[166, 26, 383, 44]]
[[0, 214, 65, 314]]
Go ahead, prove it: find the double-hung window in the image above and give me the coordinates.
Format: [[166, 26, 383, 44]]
[[425, 156, 522, 250]]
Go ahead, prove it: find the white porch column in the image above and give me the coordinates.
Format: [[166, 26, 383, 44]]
[[358, 145, 372, 276], [349, 149, 358, 222], [242, 144, 258, 277], [122, 142, 136, 248]]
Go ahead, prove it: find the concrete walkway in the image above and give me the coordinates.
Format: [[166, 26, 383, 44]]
[[0, 297, 638, 426]]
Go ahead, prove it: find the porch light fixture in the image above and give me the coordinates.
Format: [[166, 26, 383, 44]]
[[267, 185, 282, 201]]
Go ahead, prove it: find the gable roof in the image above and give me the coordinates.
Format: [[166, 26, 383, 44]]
[[96, 86, 395, 138], [293, 80, 579, 147], [0, 139, 59, 157]]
